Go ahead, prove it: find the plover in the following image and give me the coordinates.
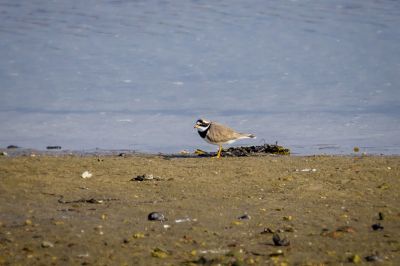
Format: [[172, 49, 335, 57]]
[[194, 118, 256, 158]]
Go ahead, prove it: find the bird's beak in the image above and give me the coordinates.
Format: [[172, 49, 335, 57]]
[[194, 124, 199, 128]]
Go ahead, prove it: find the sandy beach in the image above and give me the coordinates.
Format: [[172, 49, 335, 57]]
[[0, 153, 399, 265]]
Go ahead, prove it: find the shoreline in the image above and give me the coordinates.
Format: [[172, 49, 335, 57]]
[[2, 147, 400, 158]]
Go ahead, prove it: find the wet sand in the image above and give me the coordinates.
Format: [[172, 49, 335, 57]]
[[0, 154, 399, 265]]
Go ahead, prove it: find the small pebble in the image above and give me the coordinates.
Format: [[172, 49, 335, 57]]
[[372, 223, 384, 231], [272, 233, 290, 246], [238, 214, 251, 220], [148, 212, 165, 221], [81, 171, 93, 179], [133, 174, 161, 181], [365, 254, 382, 262], [41, 241, 54, 248], [378, 212, 384, 220]]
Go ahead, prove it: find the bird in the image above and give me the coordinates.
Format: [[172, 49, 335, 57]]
[[194, 118, 256, 158]]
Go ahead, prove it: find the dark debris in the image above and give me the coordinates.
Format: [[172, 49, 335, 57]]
[[371, 223, 384, 231], [148, 212, 166, 221], [238, 214, 251, 220], [46, 146, 62, 150], [365, 254, 382, 262], [198, 144, 290, 157], [272, 233, 290, 246]]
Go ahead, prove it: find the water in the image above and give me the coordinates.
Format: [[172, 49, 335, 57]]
[[1, 0, 400, 155]]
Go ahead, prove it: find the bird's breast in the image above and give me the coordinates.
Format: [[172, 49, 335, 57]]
[[197, 130, 208, 139]]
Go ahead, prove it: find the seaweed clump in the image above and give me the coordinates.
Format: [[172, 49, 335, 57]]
[[223, 143, 290, 156], [196, 143, 290, 157]]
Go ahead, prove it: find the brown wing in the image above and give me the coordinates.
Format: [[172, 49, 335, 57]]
[[207, 122, 243, 144]]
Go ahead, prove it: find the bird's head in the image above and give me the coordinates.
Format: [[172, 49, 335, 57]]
[[194, 118, 211, 132]]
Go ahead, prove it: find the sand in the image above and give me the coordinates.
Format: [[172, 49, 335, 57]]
[[0, 154, 399, 265]]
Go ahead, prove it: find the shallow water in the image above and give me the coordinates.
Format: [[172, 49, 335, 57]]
[[1, 0, 399, 154]]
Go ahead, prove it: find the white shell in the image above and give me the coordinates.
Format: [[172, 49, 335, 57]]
[[81, 171, 93, 179]]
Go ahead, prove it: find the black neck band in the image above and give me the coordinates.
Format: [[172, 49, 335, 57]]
[[198, 126, 209, 138]]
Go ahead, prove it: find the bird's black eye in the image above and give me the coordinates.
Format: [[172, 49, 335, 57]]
[[196, 119, 210, 127]]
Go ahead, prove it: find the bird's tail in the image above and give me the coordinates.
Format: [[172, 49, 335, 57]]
[[241, 133, 256, 139]]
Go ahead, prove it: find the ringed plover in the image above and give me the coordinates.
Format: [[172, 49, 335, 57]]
[[194, 118, 256, 158]]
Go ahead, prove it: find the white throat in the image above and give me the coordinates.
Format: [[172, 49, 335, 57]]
[[197, 124, 210, 132]]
